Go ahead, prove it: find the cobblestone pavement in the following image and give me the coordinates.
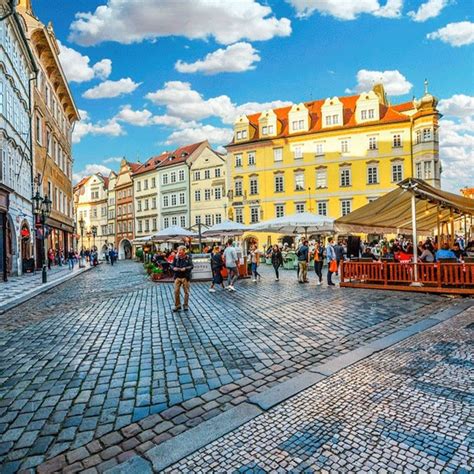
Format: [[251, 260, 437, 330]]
[[0, 260, 462, 472], [0, 264, 89, 313], [168, 306, 474, 473]]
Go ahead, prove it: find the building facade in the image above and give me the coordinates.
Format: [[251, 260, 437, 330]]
[[226, 84, 441, 232], [74, 173, 109, 255], [18, 0, 79, 267], [115, 159, 140, 259], [188, 141, 227, 228], [132, 155, 162, 240], [106, 171, 116, 248], [0, 1, 36, 279]]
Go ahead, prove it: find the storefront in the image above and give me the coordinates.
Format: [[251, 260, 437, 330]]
[[35, 216, 74, 268], [0, 186, 10, 282]]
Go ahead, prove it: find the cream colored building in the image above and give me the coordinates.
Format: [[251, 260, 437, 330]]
[[74, 173, 109, 255], [189, 141, 227, 228], [106, 171, 117, 249]]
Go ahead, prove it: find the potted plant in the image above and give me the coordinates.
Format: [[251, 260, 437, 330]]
[[151, 266, 163, 281], [145, 262, 154, 275]]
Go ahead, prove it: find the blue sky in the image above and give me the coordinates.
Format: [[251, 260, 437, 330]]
[[33, 0, 474, 191]]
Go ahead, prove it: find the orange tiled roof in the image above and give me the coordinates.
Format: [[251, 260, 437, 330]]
[[132, 153, 170, 176], [231, 95, 413, 146], [128, 162, 142, 173], [156, 141, 206, 169]]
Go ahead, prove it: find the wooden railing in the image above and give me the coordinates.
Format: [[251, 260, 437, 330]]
[[340, 261, 474, 294]]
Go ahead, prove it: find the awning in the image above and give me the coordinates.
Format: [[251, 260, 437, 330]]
[[336, 178, 474, 234]]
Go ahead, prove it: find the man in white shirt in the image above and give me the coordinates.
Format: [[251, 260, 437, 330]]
[[223, 239, 239, 291]]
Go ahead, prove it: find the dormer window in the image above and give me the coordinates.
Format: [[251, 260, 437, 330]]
[[356, 91, 380, 123], [262, 126, 268, 135], [236, 131, 242, 140], [289, 103, 309, 133], [258, 109, 277, 137], [242, 130, 247, 139]]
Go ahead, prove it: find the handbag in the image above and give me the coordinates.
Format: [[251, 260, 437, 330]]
[[329, 260, 338, 273]]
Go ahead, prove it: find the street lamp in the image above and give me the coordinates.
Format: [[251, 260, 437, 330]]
[[86, 231, 92, 249], [91, 225, 97, 250], [78, 217, 85, 268], [32, 191, 52, 284]]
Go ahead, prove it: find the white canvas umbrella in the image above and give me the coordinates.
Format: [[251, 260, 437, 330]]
[[250, 212, 335, 236], [202, 220, 250, 237], [133, 235, 154, 244], [151, 225, 197, 242]]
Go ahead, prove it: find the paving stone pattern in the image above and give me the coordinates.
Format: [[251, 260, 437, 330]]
[[168, 306, 474, 472], [0, 261, 456, 472]]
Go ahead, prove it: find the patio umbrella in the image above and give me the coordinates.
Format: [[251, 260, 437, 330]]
[[151, 225, 197, 242], [250, 212, 335, 237], [133, 235, 154, 243], [202, 220, 250, 237]]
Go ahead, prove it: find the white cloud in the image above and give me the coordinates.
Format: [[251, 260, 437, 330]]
[[146, 80, 291, 123], [438, 94, 474, 118], [103, 157, 123, 164], [83, 78, 141, 99], [73, 111, 124, 144], [57, 41, 112, 83], [287, 0, 403, 20], [437, 94, 474, 192], [73, 164, 112, 184], [69, 0, 291, 46], [408, 0, 449, 22], [427, 21, 474, 46], [113, 105, 197, 129], [175, 42, 260, 75], [345, 69, 412, 95], [164, 124, 233, 146]]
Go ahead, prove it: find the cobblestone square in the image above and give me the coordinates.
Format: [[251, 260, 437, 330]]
[[0, 261, 470, 472]]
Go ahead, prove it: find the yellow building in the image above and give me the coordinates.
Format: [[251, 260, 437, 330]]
[[226, 83, 440, 245]]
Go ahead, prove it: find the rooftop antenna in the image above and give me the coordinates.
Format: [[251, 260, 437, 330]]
[[424, 78, 429, 94]]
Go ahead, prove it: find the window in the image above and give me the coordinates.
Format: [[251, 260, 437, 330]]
[[136, 181, 142, 192], [162, 174, 168, 185], [138, 220, 143, 232], [341, 200, 351, 216], [171, 194, 177, 206], [163, 195, 169, 207], [268, 124, 274, 134], [144, 179, 148, 190], [250, 207, 259, 223], [143, 199, 148, 210], [204, 169, 210, 179], [194, 171, 201, 181], [317, 201, 327, 216], [152, 197, 157, 209], [416, 162, 423, 179], [205, 189, 211, 200], [194, 190, 201, 201], [235, 180, 243, 197], [248, 152, 256, 166], [416, 130, 422, 144], [151, 177, 156, 188], [46, 130, 52, 156], [292, 119, 305, 131], [172, 216, 177, 226], [332, 114, 339, 124], [179, 192, 185, 205], [341, 140, 349, 153], [367, 165, 379, 184], [164, 217, 169, 228], [128, 204, 132, 214], [294, 145, 303, 159], [242, 130, 248, 139], [423, 128, 432, 141], [236, 131, 242, 140], [295, 202, 305, 213], [295, 171, 305, 191], [316, 168, 327, 188], [275, 204, 285, 218], [340, 168, 351, 187], [393, 134, 402, 148], [361, 110, 367, 120], [152, 218, 157, 231], [315, 143, 324, 156], [235, 154, 242, 168], [215, 168, 221, 178], [262, 125, 268, 135], [368, 137, 377, 150], [215, 187, 222, 200], [195, 216, 201, 225], [205, 214, 212, 226], [250, 177, 258, 195], [180, 216, 186, 227], [215, 214, 222, 224], [145, 220, 150, 232], [392, 162, 403, 182], [424, 161, 432, 179], [274, 174, 284, 193], [273, 148, 283, 162], [170, 171, 177, 183], [35, 115, 42, 144], [179, 169, 185, 181], [235, 208, 243, 224], [325, 115, 332, 126], [368, 109, 374, 119]]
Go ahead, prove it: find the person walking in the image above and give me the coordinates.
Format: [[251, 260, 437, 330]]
[[172, 246, 194, 312], [271, 244, 283, 281], [250, 244, 262, 282], [297, 239, 310, 283], [223, 239, 239, 291], [313, 241, 324, 285], [209, 246, 225, 293], [334, 240, 345, 276], [326, 237, 337, 286], [67, 249, 75, 270]]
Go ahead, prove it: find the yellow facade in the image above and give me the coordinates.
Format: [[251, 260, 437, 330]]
[[226, 84, 440, 242]]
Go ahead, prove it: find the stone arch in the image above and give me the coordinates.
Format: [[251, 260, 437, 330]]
[[119, 239, 132, 260]]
